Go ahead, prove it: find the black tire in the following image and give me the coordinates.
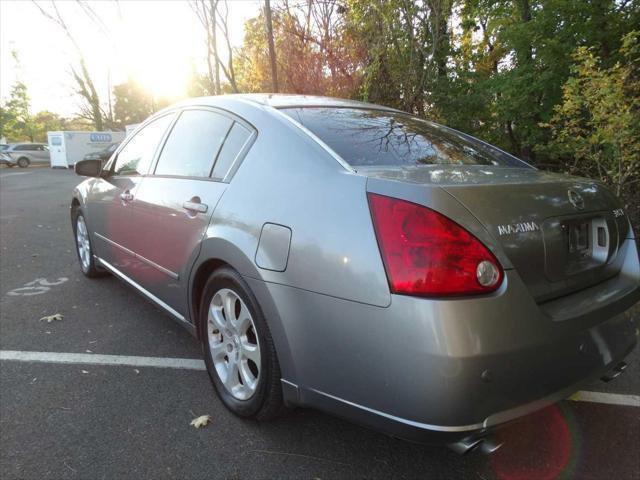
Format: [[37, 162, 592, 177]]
[[72, 210, 103, 278], [200, 267, 284, 420], [17, 157, 29, 168]]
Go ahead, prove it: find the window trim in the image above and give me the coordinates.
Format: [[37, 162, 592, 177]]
[[216, 121, 256, 182], [147, 105, 257, 183]]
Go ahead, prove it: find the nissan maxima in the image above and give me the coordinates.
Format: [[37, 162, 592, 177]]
[[71, 94, 639, 452]]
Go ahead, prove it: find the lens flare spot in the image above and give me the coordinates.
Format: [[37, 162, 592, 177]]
[[490, 405, 572, 480]]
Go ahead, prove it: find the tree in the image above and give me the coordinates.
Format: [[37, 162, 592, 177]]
[[265, 0, 279, 92], [190, 0, 239, 93], [443, 0, 639, 162], [544, 31, 640, 220], [33, 1, 113, 130], [234, 0, 362, 96], [112, 80, 156, 128], [0, 81, 71, 142], [1, 81, 35, 142], [31, 111, 67, 142], [345, 0, 453, 115]]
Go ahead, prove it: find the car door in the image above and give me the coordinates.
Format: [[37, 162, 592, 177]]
[[128, 108, 255, 315], [33, 144, 49, 163], [28, 145, 42, 163], [40, 145, 50, 163], [87, 113, 174, 275]]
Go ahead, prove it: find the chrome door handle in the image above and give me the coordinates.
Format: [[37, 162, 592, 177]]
[[182, 201, 208, 214], [120, 191, 134, 202]]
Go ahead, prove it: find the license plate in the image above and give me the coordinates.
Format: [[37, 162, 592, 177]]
[[566, 221, 589, 254]]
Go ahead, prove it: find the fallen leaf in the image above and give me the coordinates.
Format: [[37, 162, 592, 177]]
[[81, 370, 89, 374], [40, 313, 63, 323], [134, 369, 140, 374], [190, 415, 212, 429]]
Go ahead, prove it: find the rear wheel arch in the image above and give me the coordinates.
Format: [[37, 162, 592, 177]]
[[190, 236, 264, 332], [191, 257, 229, 338], [190, 237, 297, 396]]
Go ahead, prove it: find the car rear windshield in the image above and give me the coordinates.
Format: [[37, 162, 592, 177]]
[[281, 107, 528, 168]]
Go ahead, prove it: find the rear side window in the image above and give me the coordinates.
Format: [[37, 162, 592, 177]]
[[113, 114, 174, 176], [281, 107, 528, 168], [211, 122, 252, 180], [14, 145, 34, 151], [155, 109, 232, 178]]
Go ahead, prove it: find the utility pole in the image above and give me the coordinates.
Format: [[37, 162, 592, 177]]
[[264, 0, 279, 92]]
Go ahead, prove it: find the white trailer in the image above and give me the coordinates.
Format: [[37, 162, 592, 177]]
[[47, 131, 126, 168]]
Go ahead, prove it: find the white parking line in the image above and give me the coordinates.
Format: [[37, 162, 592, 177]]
[[0, 172, 31, 177], [0, 350, 206, 371], [1, 349, 639, 407], [569, 390, 640, 407]]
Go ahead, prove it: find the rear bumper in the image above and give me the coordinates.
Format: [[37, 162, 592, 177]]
[[299, 316, 636, 445], [245, 239, 640, 444]]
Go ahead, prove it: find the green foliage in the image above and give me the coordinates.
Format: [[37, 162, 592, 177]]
[[227, 0, 639, 228], [1, 81, 35, 142], [345, 0, 453, 115], [0, 81, 88, 143], [112, 79, 159, 129], [543, 31, 640, 219], [31, 111, 67, 142]]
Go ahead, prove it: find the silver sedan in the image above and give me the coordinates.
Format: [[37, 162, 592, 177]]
[[71, 94, 639, 453]]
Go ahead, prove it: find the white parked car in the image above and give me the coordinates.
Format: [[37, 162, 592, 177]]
[[0, 143, 50, 167]]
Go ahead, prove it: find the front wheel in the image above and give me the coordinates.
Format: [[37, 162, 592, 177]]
[[17, 157, 29, 168], [73, 211, 102, 277], [200, 267, 284, 420]]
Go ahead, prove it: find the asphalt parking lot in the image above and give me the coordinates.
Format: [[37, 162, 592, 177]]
[[1, 167, 639, 480]]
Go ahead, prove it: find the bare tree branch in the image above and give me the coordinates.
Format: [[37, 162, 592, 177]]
[[32, 0, 106, 129]]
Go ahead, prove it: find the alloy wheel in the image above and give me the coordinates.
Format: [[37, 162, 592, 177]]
[[76, 215, 91, 271], [207, 288, 261, 400]]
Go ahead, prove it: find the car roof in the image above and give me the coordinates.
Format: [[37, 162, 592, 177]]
[[170, 94, 402, 113]]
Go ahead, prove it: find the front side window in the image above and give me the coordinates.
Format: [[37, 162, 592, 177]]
[[281, 107, 529, 168], [155, 109, 233, 178], [113, 114, 174, 176]]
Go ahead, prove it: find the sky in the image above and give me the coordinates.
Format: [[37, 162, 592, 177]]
[[0, 0, 262, 117]]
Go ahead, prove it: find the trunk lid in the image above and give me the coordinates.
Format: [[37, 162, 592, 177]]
[[361, 165, 629, 302]]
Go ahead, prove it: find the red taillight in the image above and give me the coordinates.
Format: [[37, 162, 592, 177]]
[[367, 193, 503, 297]]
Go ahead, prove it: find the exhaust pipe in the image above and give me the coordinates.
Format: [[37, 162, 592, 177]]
[[601, 361, 627, 383], [448, 435, 503, 455]]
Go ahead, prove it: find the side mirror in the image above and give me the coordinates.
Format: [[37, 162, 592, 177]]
[[75, 159, 102, 177]]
